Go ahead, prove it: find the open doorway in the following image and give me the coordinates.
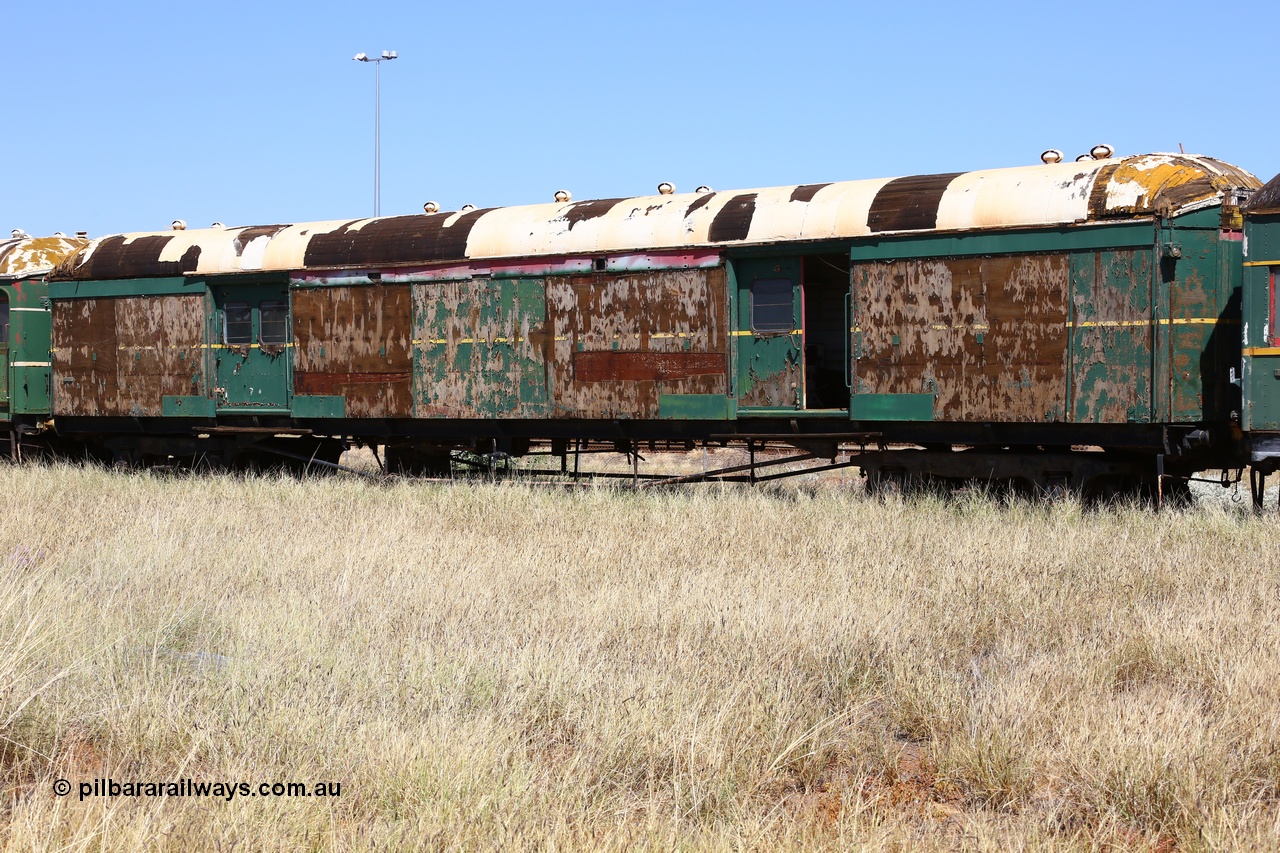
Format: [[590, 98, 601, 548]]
[[801, 253, 849, 409]]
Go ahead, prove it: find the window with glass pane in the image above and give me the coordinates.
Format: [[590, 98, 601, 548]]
[[224, 302, 252, 344], [752, 278, 794, 333], [0, 299, 9, 344], [260, 300, 289, 345]]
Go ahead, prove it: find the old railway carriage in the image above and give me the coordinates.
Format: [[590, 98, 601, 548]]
[[45, 153, 1260, 491], [0, 235, 89, 454]]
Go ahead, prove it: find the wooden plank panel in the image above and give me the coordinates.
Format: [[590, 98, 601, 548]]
[[983, 255, 1069, 422], [854, 255, 1068, 422], [52, 298, 119, 416], [547, 268, 727, 418], [109, 295, 207, 417], [292, 285, 413, 417], [159, 295, 206, 401], [53, 295, 205, 417]]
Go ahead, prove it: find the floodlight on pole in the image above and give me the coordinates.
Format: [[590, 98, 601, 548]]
[[353, 50, 398, 217]]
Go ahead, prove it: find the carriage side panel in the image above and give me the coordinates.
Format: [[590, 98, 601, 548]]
[[292, 284, 413, 418]]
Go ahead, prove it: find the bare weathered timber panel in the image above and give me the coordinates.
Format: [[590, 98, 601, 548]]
[[1069, 250, 1153, 422], [854, 255, 1068, 421], [113, 296, 205, 415], [984, 255, 1068, 421], [52, 296, 205, 416], [547, 268, 727, 418], [53, 298, 118, 416], [292, 285, 412, 417], [412, 278, 550, 418]]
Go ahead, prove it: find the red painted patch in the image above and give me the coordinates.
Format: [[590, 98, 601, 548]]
[[573, 351, 725, 383], [296, 372, 411, 394]]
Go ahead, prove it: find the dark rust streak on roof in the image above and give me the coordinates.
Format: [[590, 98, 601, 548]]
[[65, 235, 201, 280], [867, 173, 962, 233], [1086, 163, 1123, 219], [789, 184, 831, 203], [708, 193, 757, 243], [302, 210, 494, 267], [563, 198, 626, 229], [684, 193, 716, 218]]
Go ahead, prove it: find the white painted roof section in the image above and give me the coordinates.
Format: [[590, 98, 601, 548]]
[[55, 154, 1261, 280]]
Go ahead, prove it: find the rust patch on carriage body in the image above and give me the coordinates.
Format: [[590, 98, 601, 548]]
[[854, 255, 1068, 421], [52, 295, 205, 416], [547, 268, 727, 417], [292, 285, 413, 417]]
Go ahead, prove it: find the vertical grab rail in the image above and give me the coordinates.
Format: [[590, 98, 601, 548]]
[[844, 290, 852, 389]]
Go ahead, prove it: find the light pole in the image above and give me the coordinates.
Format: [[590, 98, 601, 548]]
[[353, 50, 398, 217]]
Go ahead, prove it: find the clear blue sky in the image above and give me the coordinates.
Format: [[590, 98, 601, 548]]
[[9, 1, 1279, 238]]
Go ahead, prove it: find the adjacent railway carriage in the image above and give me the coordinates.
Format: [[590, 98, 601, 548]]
[[40, 153, 1265, 494], [1241, 172, 1280, 493], [0, 235, 88, 454]]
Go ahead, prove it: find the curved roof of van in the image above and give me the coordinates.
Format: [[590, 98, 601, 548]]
[[53, 153, 1260, 281]]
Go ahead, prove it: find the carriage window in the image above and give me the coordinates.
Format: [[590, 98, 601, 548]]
[[259, 300, 289, 345], [224, 302, 252, 345], [0, 296, 8, 344], [752, 278, 794, 333]]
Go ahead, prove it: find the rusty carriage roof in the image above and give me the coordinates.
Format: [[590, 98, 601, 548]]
[[0, 235, 90, 280], [52, 154, 1260, 282]]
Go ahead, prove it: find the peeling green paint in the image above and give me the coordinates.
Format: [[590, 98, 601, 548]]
[[413, 278, 550, 418], [209, 282, 292, 412], [292, 395, 345, 418], [850, 393, 934, 421], [161, 395, 216, 417], [658, 393, 735, 420], [1069, 249, 1153, 423], [733, 257, 802, 411]]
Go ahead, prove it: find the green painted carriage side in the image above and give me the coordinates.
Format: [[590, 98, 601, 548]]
[[1165, 211, 1244, 425], [1067, 249, 1153, 424], [847, 215, 1237, 425], [0, 276, 58, 417], [1242, 212, 1280, 430]]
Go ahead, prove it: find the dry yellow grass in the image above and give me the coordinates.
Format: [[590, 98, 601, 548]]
[[0, 461, 1277, 850]]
